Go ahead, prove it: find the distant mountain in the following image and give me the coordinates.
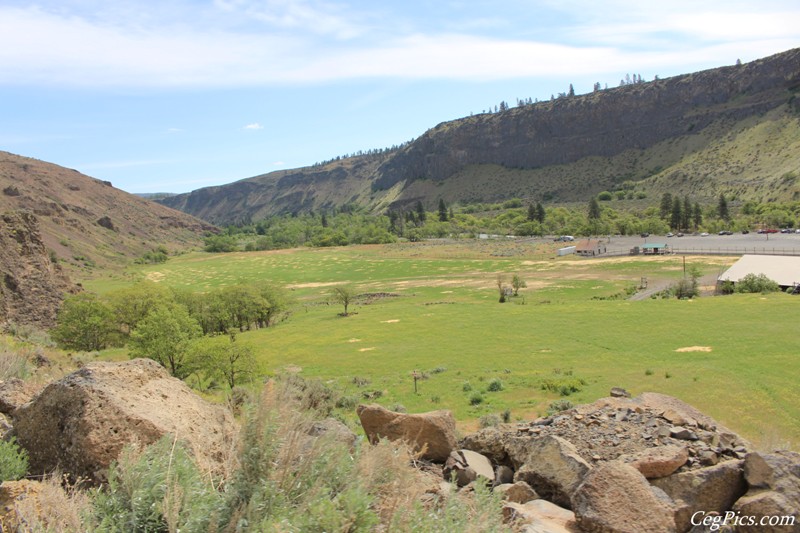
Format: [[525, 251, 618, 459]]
[[0, 152, 215, 276], [135, 192, 177, 200], [161, 48, 800, 225]]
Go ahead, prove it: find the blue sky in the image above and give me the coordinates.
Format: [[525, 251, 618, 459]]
[[1, 1, 799, 194]]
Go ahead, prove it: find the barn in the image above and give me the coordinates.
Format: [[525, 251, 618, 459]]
[[717, 255, 800, 290], [576, 239, 607, 257]]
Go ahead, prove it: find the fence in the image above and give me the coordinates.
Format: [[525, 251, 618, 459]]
[[602, 247, 800, 258]]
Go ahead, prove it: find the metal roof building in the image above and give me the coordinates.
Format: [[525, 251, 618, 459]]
[[717, 254, 800, 288]]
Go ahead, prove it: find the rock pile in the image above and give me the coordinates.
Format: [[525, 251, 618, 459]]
[[358, 390, 799, 532]]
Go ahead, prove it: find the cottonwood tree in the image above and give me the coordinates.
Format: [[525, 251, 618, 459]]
[[129, 303, 202, 379], [52, 293, 116, 351]]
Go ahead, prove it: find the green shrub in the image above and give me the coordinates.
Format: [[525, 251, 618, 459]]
[[0, 437, 29, 481], [546, 399, 574, 416], [487, 378, 504, 392], [91, 435, 222, 532], [501, 409, 511, 423], [736, 273, 780, 294], [462, 381, 473, 392], [479, 413, 501, 428], [469, 391, 484, 405]]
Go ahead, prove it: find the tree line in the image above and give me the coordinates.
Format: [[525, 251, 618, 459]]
[[52, 281, 290, 387], [205, 195, 800, 254]]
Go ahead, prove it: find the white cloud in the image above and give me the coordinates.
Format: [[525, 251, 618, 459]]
[[0, 3, 798, 88], [244, 123, 264, 130]]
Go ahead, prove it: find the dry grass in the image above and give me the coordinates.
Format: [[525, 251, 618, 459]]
[[12, 474, 91, 533]]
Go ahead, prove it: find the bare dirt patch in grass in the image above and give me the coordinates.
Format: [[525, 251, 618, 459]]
[[381, 319, 400, 323], [675, 346, 712, 352], [145, 271, 165, 282], [359, 347, 376, 352]]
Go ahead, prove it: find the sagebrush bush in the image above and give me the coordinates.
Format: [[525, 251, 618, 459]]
[[479, 413, 501, 428], [0, 437, 29, 481], [486, 378, 503, 392], [469, 391, 484, 405], [547, 399, 574, 416], [90, 435, 222, 532]]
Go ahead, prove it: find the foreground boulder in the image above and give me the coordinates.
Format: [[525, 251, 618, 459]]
[[14, 358, 236, 483], [503, 499, 578, 532], [356, 403, 456, 461], [572, 461, 677, 533], [0, 378, 41, 416], [731, 451, 800, 532], [507, 435, 592, 509], [651, 460, 746, 532]]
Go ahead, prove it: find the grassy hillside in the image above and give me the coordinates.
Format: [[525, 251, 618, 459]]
[[0, 151, 214, 277], [85, 241, 798, 448]]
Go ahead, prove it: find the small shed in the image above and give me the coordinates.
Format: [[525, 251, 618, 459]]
[[718, 255, 800, 289], [641, 243, 670, 255], [576, 239, 607, 257]]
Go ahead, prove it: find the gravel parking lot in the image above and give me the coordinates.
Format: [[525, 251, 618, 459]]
[[582, 232, 800, 256]]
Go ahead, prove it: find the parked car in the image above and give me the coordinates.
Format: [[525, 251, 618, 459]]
[[640, 233, 650, 238], [741, 230, 749, 234], [676, 232, 684, 237], [554, 235, 574, 242], [758, 228, 779, 234], [700, 232, 710, 237], [666, 232, 674, 237], [718, 230, 733, 235]]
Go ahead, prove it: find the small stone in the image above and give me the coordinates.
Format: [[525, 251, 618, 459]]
[[610, 387, 631, 398], [670, 426, 698, 441]]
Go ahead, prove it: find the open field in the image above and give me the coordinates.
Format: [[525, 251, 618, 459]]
[[85, 239, 799, 448]]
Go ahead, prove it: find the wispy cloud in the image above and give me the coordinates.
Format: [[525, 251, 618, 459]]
[[244, 122, 264, 130], [0, 2, 798, 88]]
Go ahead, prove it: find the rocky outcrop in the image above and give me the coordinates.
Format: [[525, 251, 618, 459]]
[[13, 358, 236, 484], [0, 211, 78, 328], [456, 390, 800, 533], [160, 48, 800, 222], [356, 403, 457, 461]]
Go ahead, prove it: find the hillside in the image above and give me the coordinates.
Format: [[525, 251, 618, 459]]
[[0, 151, 215, 277], [161, 47, 800, 224]]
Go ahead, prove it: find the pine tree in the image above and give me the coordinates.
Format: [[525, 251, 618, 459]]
[[681, 196, 692, 230], [660, 192, 673, 220], [568, 83, 575, 97], [527, 204, 536, 222], [415, 200, 427, 225], [693, 202, 703, 229], [438, 199, 448, 222], [535, 202, 546, 223], [588, 197, 601, 220], [718, 193, 729, 221], [670, 196, 682, 230]]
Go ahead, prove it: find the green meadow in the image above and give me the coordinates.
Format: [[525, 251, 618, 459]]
[[85, 240, 799, 448]]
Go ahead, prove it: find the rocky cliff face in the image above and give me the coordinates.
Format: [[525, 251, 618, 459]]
[[161, 47, 800, 224], [374, 48, 800, 191], [0, 211, 79, 328]]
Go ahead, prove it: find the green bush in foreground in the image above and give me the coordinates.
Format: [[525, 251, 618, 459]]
[[0, 437, 29, 481]]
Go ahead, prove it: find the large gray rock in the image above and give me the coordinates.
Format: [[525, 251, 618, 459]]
[[494, 481, 539, 503], [651, 460, 746, 532], [730, 451, 800, 532], [443, 449, 494, 487], [508, 435, 592, 509], [461, 425, 509, 464], [13, 359, 237, 484], [356, 403, 457, 462], [572, 461, 677, 533], [503, 499, 579, 533], [622, 445, 688, 479]]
